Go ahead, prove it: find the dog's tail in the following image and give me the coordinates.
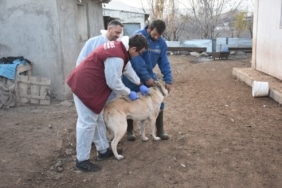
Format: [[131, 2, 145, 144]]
[[103, 111, 114, 141]]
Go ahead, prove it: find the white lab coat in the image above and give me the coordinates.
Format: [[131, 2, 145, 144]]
[[74, 36, 140, 161]]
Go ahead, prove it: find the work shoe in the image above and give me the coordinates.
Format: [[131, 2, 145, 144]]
[[156, 110, 169, 140], [127, 134, 136, 141], [157, 133, 169, 140], [96, 148, 123, 161], [76, 159, 101, 172], [127, 119, 136, 141]]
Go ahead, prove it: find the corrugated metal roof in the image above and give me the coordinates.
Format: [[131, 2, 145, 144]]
[[103, 0, 147, 14]]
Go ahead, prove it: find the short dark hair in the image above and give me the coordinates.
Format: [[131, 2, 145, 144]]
[[129, 34, 148, 51], [108, 20, 123, 28], [148, 19, 166, 34]]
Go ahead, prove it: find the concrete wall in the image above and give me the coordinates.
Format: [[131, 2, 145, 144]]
[[0, 0, 104, 100], [252, 0, 282, 80]]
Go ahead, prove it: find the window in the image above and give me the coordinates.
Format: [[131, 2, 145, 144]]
[[77, 3, 89, 41]]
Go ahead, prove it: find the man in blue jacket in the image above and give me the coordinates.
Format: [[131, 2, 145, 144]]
[[123, 19, 173, 141]]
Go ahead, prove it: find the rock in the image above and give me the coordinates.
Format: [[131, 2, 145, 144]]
[[190, 52, 200, 57], [60, 100, 73, 107], [65, 148, 75, 155]]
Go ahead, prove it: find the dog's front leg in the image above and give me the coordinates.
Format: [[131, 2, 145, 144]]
[[140, 120, 149, 141], [149, 118, 161, 141]]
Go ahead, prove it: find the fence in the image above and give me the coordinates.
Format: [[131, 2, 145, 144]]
[[166, 38, 252, 53]]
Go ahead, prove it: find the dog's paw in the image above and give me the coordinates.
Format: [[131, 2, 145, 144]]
[[141, 136, 149, 142], [153, 136, 161, 141], [116, 155, 124, 160]]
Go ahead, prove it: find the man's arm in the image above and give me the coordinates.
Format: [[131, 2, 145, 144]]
[[158, 41, 173, 84], [123, 61, 141, 85], [104, 57, 131, 96], [157, 41, 173, 93], [130, 56, 155, 86], [76, 36, 107, 66]]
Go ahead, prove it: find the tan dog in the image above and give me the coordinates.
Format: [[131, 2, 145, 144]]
[[103, 81, 168, 160]]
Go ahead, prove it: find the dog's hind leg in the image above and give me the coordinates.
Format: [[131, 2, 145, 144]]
[[110, 117, 127, 160], [106, 128, 114, 143], [140, 120, 149, 142], [149, 118, 161, 141]]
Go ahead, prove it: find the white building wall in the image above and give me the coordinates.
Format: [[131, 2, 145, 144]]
[[103, 9, 146, 28], [0, 0, 104, 100], [252, 0, 282, 80]]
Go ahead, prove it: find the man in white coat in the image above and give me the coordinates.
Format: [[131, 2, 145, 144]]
[[75, 20, 125, 157], [76, 20, 123, 66]]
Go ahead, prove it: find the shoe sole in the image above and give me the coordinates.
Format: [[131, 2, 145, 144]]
[[127, 135, 136, 141], [75, 164, 101, 172], [96, 149, 123, 161], [96, 157, 112, 161]]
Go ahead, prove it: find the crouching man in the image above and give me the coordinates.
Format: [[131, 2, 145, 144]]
[[123, 19, 173, 141]]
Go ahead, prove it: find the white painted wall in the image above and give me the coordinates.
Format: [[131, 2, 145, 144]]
[[103, 1, 147, 31], [252, 0, 282, 80], [0, 0, 104, 100], [103, 9, 146, 28]]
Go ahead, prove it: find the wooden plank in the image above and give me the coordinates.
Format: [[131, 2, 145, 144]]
[[30, 77, 39, 104], [228, 47, 252, 53], [18, 75, 30, 103], [19, 94, 49, 100], [167, 47, 207, 53], [16, 64, 32, 104], [17, 79, 50, 86], [38, 77, 51, 105], [17, 75, 50, 105], [16, 64, 32, 77]]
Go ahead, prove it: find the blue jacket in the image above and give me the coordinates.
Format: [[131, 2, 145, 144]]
[[123, 26, 173, 92]]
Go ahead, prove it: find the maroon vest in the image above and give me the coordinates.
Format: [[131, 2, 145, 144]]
[[66, 41, 129, 114]]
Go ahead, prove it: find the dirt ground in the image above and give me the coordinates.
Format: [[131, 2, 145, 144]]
[[0, 54, 281, 188]]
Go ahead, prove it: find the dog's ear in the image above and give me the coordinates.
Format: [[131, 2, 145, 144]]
[[152, 81, 160, 91], [154, 80, 160, 87], [155, 81, 166, 90], [154, 81, 167, 96]]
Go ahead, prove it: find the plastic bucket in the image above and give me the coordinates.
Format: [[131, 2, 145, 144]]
[[252, 81, 269, 97]]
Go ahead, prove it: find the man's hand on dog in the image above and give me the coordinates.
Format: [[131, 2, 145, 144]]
[[145, 78, 156, 87], [165, 83, 172, 93], [139, 85, 149, 96], [145, 78, 172, 94], [128, 91, 139, 101]]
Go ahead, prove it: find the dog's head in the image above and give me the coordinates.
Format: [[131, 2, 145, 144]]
[[154, 81, 169, 97]]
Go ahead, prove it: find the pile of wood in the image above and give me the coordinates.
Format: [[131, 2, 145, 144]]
[[0, 63, 51, 108], [17, 64, 51, 105]]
